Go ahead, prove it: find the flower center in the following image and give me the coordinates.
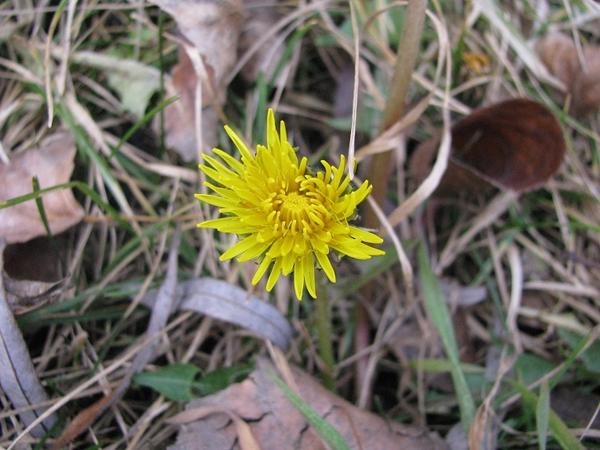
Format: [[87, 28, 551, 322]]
[[264, 184, 330, 238], [280, 192, 311, 223]]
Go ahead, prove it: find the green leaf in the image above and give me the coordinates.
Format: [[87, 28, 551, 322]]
[[71, 52, 161, 118], [410, 358, 484, 374], [134, 363, 199, 402], [417, 242, 475, 430], [271, 374, 351, 450], [515, 353, 555, 386], [412, 359, 487, 394], [536, 381, 550, 450], [517, 382, 585, 450], [134, 363, 253, 402], [558, 328, 600, 373], [195, 364, 253, 396]]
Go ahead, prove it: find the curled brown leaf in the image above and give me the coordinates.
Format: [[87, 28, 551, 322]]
[[410, 98, 566, 195]]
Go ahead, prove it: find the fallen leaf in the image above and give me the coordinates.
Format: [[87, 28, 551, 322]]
[[0, 240, 57, 438], [151, 0, 244, 161], [49, 393, 116, 450], [238, 0, 285, 83], [168, 358, 449, 450], [461, 51, 491, 75], [410, 98, 566, 195], [0, 132, 84, 244], [536, 33, 600, 115], [141, 277, 293, 350], [151, 0, 243, 86], [158, 46, 218, 161], [440, 278, 487, 308], [71, 51, 161, 118], [3, 236, 67, 314]]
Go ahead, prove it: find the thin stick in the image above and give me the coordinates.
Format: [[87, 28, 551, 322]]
[[357, 0, 427, 405], [365, 0, 427, 229]]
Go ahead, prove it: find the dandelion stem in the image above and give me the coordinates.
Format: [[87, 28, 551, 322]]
[[315, 274, 335, 391]]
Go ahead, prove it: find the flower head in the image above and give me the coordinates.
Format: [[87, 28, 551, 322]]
[[196, 109, 384, 300]]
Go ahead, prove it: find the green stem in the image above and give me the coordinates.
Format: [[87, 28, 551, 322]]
[[315, 274, 335, 391]]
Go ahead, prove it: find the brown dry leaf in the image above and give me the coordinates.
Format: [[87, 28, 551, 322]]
[[410, 98, 566, 195], [168, 358, 448, 450], [0, 241, 57, 438], [3, 236, 67, 313], [151, 0, 244, 161], [238, 0, 285, 83], [159, 46, 205, 162], [50, 392, 116, 450], [536, 33, 600, 115], [0, 132, 84, 244]]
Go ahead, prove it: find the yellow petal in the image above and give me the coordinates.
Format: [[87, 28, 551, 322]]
[[303, 253, 316, 298], [220, 235, 259, 261], [252, 256, 272, 286], [224, 125, 253, 161], [266, 258, 283, 291], [293, 258, 304, 300], [349, 226, 384, 244], [315, 251, 336, 282]]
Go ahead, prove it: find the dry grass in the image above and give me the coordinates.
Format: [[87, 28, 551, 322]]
[[1, 1, 599, 448]]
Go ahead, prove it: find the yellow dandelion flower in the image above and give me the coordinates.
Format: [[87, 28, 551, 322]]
[[196, 109, 384, 300]]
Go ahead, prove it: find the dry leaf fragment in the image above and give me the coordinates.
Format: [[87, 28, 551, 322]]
[[150, 0, 243, 85], [71, 51, 161, 118], [238, 0, 286, 83], [151, 0, 244, 161], [141, 277, 293, 350], [169, 358, 448, 450], [410, 98, 566, 195], [0, 132, 84, 243], [536, 32, 600, 115], [0, 240, 57, 439], [3, 236, 67, 313], [158, 47, 219, 161]]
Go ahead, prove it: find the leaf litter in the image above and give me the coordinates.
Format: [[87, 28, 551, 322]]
[[151, 0, 244, 161], [0, 1, 599, 449], [536, 32, 600, 115], [0, 240, 57, 438], [0, 132, 84, 244], [168, 358, 448, 450]]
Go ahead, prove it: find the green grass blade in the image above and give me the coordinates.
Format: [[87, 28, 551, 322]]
[[56, 102, 134, 219], [31, 176, 53, 238], [0, 180, 126, 228], [271, 373, 351, 450], [536, 381, 550, 450], [518, 383, 585, 450], [417, 242, 475, 430], [112, 95, 178, 154]]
